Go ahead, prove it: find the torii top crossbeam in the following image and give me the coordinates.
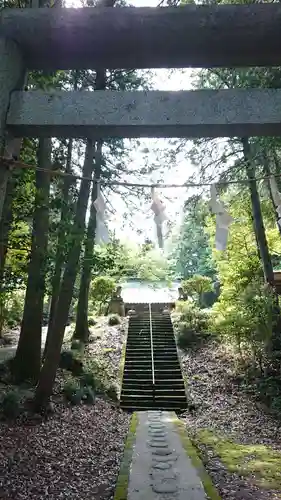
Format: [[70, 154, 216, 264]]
[[1, 4, 281, 70]]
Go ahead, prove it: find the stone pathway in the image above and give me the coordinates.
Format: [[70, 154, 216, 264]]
[[128, 410, 207, 500]]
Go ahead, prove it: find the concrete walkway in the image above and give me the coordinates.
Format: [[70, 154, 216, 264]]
[[128, 410, 207, 500]]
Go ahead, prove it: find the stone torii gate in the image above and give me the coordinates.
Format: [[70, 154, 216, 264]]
[[1, 3, 281, 212]]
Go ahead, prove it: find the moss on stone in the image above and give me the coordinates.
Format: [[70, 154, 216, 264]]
[[114, 412, 138, 500], [197, 428, 281, 490], [173, 417, 221, 500]]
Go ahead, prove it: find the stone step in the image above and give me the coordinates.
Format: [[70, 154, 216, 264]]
[[125, 354, 178, 360], [121, 394, 187, 402], [154, 371, 182, 379], [120, 400, 187, 410], [122, 379, 185, 387], [121, 388, 186, 396], [120, 309, 186, 410]]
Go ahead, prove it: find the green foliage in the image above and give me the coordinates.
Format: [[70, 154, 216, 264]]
[[1, 390, 21, 419], [63, 380, 83, 405], [82, 386, 95, 405], [210, 278, 277, 366], [88, 316, 97, 327], [59, 350, 83, 375], [206, 191, 279, 370], [255, 376, 281, 412], [174, 301, 209, 349], [182, 275, 213, 308], [0, 290, 25, 332], [71, 339, 83, 351], [135, 248, 171, 282], [168, 201, 216, 280], [108, 313, 121, 326], [106, 384, 118, 401], [80, 371, 96, 390], [90, 276, 116, 313]]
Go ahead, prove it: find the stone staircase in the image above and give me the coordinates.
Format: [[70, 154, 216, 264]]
[[120, 308, 187, 411]]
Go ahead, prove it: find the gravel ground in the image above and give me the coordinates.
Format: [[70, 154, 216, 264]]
[[179, 341, 281, 500], [0, 399, 130, 500]]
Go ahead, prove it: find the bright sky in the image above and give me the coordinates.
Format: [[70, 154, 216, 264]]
[[65, 0, 198, 247]]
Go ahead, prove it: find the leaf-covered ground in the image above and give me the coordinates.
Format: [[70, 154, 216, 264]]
[[86, 316, 128, 395], [179, 342, 281, 500], [0, 317, 130, 500], [0, 400, 130, 500]]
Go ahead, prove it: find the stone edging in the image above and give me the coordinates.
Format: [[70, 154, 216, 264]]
[[118, 319, 129, 399], [114, 412, 138, 500], [170, 314, 192, 407], [172, 417, 222, 500]]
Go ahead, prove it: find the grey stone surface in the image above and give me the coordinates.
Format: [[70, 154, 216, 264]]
[[149, 441, 169, 448], [2, 5, 281, 70], [7, 88, 281, 139], [0, 37, 25, 218], [128, 411, 207, 500], [151, 462, 171, 470]]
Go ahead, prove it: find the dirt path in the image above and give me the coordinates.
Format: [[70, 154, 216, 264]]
[[179, 341, 281, 500]]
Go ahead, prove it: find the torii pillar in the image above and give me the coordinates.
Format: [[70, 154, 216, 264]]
[[0, 38, 25, 219]]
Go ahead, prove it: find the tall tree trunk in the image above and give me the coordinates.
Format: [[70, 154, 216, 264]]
[[0, 178, 14, 287], [44, 138, 73, 357], [243, 140, 281, 371], [14, 139, 52, 383], [272, 149, 281, 192], [73, 65, 107, 344], [73, 141, 102, 343], [242, 138, 274, 285], [0, 176, 15, 337], [34, 140, 95, 408], [261, 150, 281, 238]]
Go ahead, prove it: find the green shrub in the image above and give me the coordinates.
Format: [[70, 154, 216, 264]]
[[177, 326, 199, 350], [182, 275, 213, 308], [108, 313, 121, 326], [1, 390, 21, 418], [90, 276, 116, 314], [106, 384, 118, 401], [71, 339, 83, 351], [80, 371, 96, 390], [176, 301, 208, 332], [63, 380, 83, 405], [175, 302, 209, 350], [60, 350, 83, 375], [82, 386, 96, 405], [88, 317, 97, 327], [209, 278, 277, 365]]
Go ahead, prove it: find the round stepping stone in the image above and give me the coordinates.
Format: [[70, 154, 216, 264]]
[[149, 441, 169, 448], [152, 480, 178, 494], [152, 448, 173, 455], [152, 454, 178, 463], [149, 423, 165, 429], [151, 462, 171, 470], [151, 470, 177, 480], [149, 434, 167, 440], [148, 437, 167, 442]]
